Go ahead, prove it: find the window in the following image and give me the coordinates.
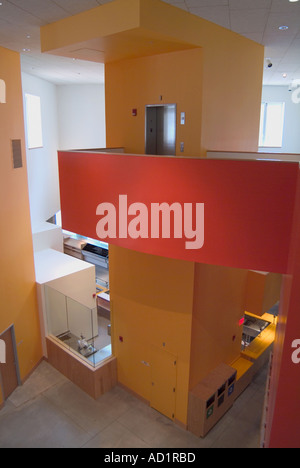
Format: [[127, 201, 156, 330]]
[[259, 102, 285, 148], [0, 79, 6, 103], [25, 94, 43, 149]]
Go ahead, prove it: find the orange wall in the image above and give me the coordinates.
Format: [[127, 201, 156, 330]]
[[200, 34, 264, 154], [264, 168, 300, 448], [0, 47, 42, 403], [109, 245, 195, 425], [189, 264, 248, 389], [105, 48, 203, 156], [245, 271, 282, 317]]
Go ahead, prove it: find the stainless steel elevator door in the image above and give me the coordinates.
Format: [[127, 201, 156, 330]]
[[145, 104, 176, 156]]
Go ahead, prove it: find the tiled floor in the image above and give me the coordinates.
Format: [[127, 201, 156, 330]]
[[0, 360, 267, 448]]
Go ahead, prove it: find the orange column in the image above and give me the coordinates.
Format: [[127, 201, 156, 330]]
[[109, 245, 194, 426], [0, 47, 42, 390]]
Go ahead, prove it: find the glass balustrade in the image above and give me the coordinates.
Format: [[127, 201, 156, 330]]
[[44, 285, 112, 368]]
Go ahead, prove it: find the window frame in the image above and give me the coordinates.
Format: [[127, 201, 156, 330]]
[[25, 93, 44, 150]]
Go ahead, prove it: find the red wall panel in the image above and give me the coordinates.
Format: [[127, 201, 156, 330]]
[[58, 151, 298, 274], [264, 167, 300, 448]]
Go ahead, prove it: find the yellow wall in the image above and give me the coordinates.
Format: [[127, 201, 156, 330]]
[[109, 245, 195, 425], [245, 271, 282, 317], [105, 48, 203, 156], [189, 264, 248, 390], [201, 35, 264, 154], [0, 47, 42, 404], [109, 248, 264, 423], [40, 0, 141, 56]]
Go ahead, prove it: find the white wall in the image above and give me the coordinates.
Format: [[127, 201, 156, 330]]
[[260, 85, 300, 154], [22, 75, 107, 233], [22, 73, 61, 229], [57, 84, 106, 150]]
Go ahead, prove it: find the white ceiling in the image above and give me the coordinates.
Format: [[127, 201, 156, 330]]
[[0, 0, 300, 86]]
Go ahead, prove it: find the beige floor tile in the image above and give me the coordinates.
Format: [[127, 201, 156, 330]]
[[0, 360, 267, 448], [83, 420, 150, 448]]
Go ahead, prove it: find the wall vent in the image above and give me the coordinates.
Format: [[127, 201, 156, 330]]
[[11, 139, 23, 169]]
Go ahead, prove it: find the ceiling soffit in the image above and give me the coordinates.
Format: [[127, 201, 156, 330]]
[[40, 0, 260, 64]]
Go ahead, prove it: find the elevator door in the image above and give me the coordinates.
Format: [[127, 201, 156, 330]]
[[145, 105, 176, 156]]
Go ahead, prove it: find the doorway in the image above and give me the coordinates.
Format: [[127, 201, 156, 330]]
[[0, 326, 20, 401], [150, 346, 177, 420], [145, 104, 177, 156]]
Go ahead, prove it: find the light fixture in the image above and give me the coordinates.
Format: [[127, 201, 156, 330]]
[[283, 73, 288, 78], [279, 25, 289, 30], [289, 0, 299, 3], [22, 48, 31, 52]]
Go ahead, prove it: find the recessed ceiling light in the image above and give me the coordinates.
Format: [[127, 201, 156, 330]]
[[22, 48, 31, 52], [279, 25, 289, 30], [283, 73, 288, 78]]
